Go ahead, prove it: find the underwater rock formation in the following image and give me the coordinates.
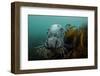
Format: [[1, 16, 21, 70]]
[[36, 46, 65, 59]]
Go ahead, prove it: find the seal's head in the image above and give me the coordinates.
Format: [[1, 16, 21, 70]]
[[45, 24, 64, 49]]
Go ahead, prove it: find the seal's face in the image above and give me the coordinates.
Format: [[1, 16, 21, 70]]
[[45, 24, 64, 49]]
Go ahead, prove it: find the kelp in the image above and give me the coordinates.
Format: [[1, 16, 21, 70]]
[[64, 24, 88, 58]]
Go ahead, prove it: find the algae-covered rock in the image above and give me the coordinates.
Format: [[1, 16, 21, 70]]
[[36, 46, 66, 59]]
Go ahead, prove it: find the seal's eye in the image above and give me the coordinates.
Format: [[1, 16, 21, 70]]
[[60, 28, 64, 32]]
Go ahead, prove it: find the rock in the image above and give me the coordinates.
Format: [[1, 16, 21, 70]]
[[36, 46, 66, 59]]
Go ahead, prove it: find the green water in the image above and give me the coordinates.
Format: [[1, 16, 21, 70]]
[[28, 15, 88, 60]]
